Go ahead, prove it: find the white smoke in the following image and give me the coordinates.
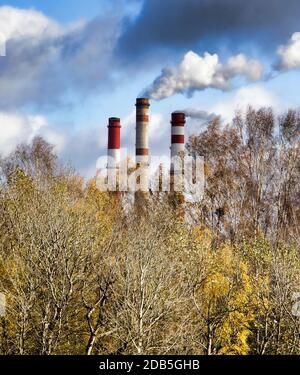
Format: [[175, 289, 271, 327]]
[[175, 108, 217, 122], [276, 32, 300, 70], [144, 51, 263, 100]]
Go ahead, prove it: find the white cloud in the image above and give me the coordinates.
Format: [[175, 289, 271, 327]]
[[276, 32, 300, 70], [0, 6, 121, 109], [144, 51, 263, 100], [210, 85, 281, 123], [0, 6, 61, 41], [0, 111, 64, 156], [0, 111, 103, 178]]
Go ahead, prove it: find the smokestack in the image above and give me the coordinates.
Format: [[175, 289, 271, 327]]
[[107, 117, 121, 169], [136, 98, 150, 167], [171, 112, 186, 173], [170, 112, 186, 208], [135, 98, 150, 196]]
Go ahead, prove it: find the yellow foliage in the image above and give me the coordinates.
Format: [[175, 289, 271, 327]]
[[193, 242, 260, 355]]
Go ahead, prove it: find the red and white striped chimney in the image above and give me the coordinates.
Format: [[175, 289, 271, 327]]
[[136, 98, 150, 167], [107, 117, 121, 169], [171, 112, 186, 173], [135, 98, 150, 195]]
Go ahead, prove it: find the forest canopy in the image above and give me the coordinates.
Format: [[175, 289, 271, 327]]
[[0, 107, 299, 355]]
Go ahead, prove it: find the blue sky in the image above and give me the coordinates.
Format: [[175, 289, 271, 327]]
[[0, 0, 299, 176], [0, 0, 106, 22]]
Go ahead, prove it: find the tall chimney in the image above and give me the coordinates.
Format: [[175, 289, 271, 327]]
[[170, 112, 186, 173], [135, 98, 150, 194], [136, 98, 150, 167], [107, 117, 121, 169]]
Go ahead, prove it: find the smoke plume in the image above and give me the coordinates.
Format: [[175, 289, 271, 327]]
[[144, 51, 263, 100], [175, 108, 217, 122]]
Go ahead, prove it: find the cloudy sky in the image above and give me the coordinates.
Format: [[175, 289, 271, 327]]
[[0, 0, 300, 176]]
